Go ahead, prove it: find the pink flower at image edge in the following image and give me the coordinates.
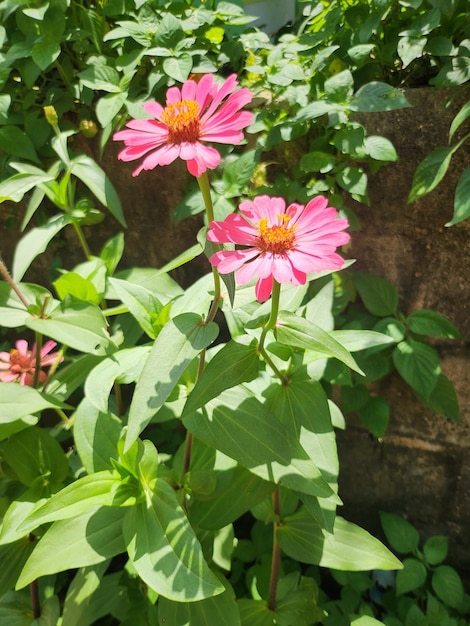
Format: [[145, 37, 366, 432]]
[[208, 195, 350, 302], [0, 339, 62, 386], [113, 73, 253, 177]]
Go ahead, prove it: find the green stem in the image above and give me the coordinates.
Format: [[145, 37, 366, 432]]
[[29, 577, 40, 619], [268, 487, 281, 612], [258, 281, 288, 385], [32, 332, 43, 389], [0, 256, 29, 309]]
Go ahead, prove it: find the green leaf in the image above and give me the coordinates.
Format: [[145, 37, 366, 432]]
[[54, 272, 101, 305], [351, 617, 385, 626], [12, 213, 71, 282], [337, 166, 368, 197], [31, 41, 61, 70], [182, 339, 260, 416], [16, 507, 126, 588], [26, 298, 113, 355], [275, 573, 324, 626], [73, 399, 122, 473], [417, 374, 459, 421], [397, 36, 426, 68], [358, 396, 390, 438], [408, 145, 459, 203], [123, 478, 223, 601], [364, 135, 398, 161], [350, 82, 411, 112], [158, 575, 240, 625], [265, 378, 338, 494], [0, 125, 39, 162], [100, 233, 124, 276], [0, 172, 54, 203], [0, 541, 35, 598], [71, 154, 126, 227], [393, 339, 441, 399], [96, 92, 127, 128], [423, 535, 448, 566], [126, 313, 219, 450], [184, 386, 336, 499], [331, 329, 394, 351], [277, 510, 402, 570], [18, 471, 132, 534], [85, 346, 151, 413], [0, 383, 64, 424], [276, 312, 363, 374], [238, 599, 274, 626], [188, 447, 274, 530], [353, 272, 399, 316], [0, 282, 52, 328], [449, 100, 470, 141], [380, 512, 420, 554], [446, 165, 470, 226], [108, 277, 164, 339], [163, 54, 193, 82], [396, 558, 427, 595], [407, 309, 462, 338], [3, 427, 68, 487], [78, 65, 122, 92], [293, 100, 343, 123], [431, 565, 464, 609]]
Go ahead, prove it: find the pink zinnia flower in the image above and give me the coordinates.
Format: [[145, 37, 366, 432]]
[[113, 73, 253, 177], [208, 195, 350, 302], [0, 339, 62, 386]]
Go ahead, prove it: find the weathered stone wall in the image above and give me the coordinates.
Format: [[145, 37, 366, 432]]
[[337, 88, 470, 571]]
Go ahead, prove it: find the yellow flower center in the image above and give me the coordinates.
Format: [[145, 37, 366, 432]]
[[9, 349, 32, 372], [257, 215, 296, 254], [161, 99, 201, 144]]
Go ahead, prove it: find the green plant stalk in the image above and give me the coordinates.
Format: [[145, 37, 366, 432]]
[[268, 487, 281, 612], [258, 280, 288, 384], [32, 332, 43, 389], [0, 256, 29, 309], [29, 576, 40, 619]]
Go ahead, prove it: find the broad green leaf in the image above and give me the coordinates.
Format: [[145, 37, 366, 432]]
[[45, 354, 103, 402], [446, 165, 470, 226], [0, 282, 52, 328], [108, 277, 164, 339], [71, 154, 126, 227], [276, 312, 363, 374], [331, 329, 394, 351], [0, 485, 49, 545], [237, 599, 274, 626], [351, 617, 385, 626], [276, 574, 324, 626], [353, 272, 399, 316], [278, 510, 402, 570], [16, 507, 126, 588], [126, 313, 219, 450], [358, 396, 390, 438], [62, 566, 128, 626], [3, 427, 69, 487], [188, 447, 274, 530], [350, 82, 411, 112], [26, 298, 113, 355], [184, 386, 336, 499], [18, 471, 133, 534], [96, 92, 127, 128], [100, 233, 125, 276], [73, 399, 122, 473], [407, 309, 462, 338], [158, 575, 240, 625], [0, 172, 54, 203], [336, 166, 368, 197], [431, 565, 464, 609], [265, 378, 338, 490], [0, 540, 35, 598], [293, 100, 342, 123], [123, 478, 223, 601], [418, 373, 459, 421], [408, 143, 461, 203], [182, 339, 260, 416], [31, 41, 61, 70], [54, 272, 101, 305], [12, 214, 71, 282], [0, 383, 64, 424], [397, 36, 426, 68], [395, 558, 427, 595], [84, 346, 151, 412], [110, 267, 183, 303], [0, 125, 39, 162], [78, 65, 122, 92], [163, 54, 193, 82], [423, 535, 448, 566], [393, 339, 441, 399], [380, 512, 420, 554], [449, 100, 470, 141], [364, 135, 398, 161], [0, 416, 38, 442]]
